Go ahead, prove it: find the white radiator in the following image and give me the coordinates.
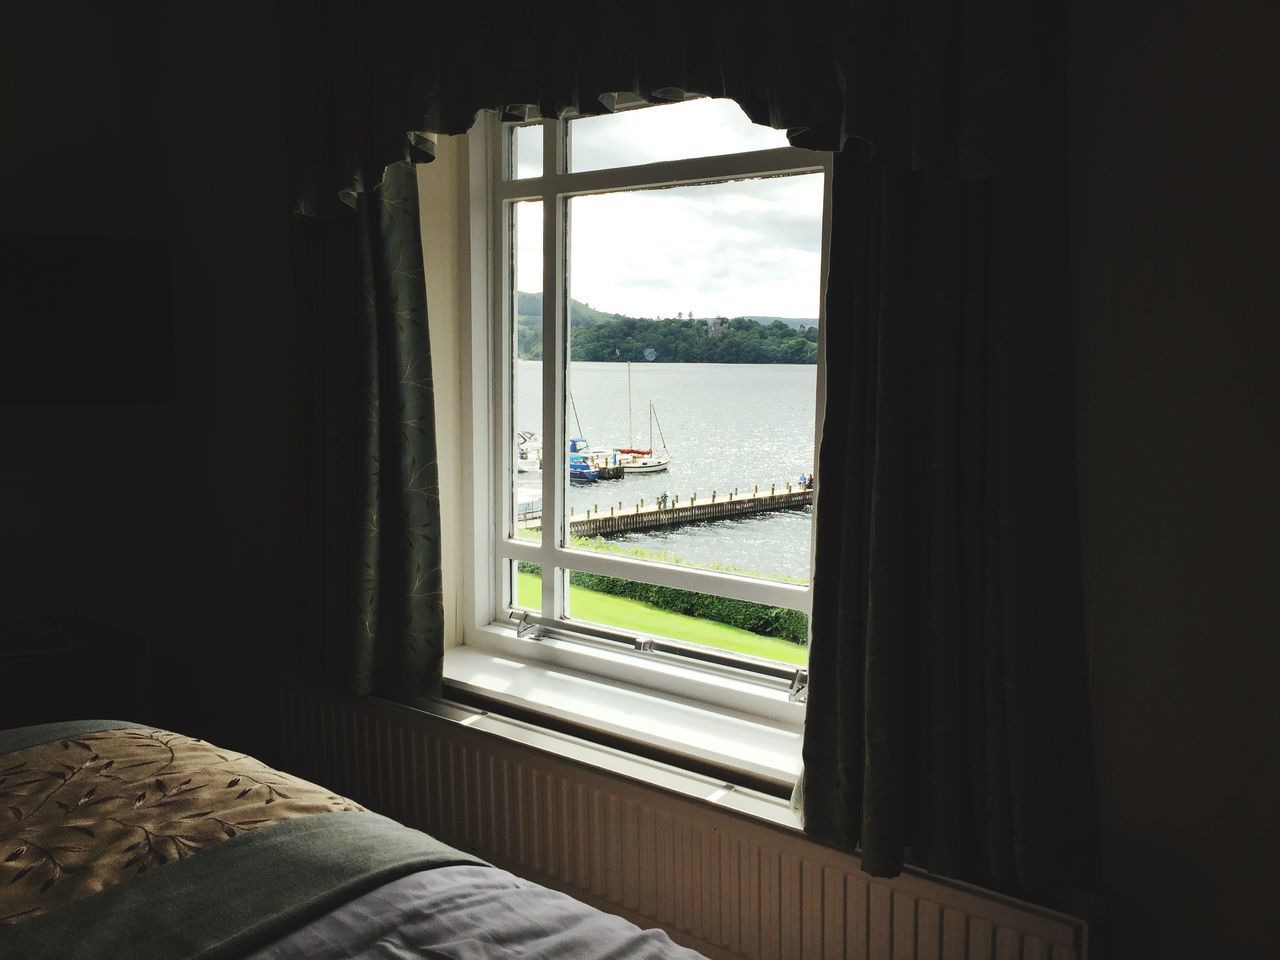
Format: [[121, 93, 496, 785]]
[[277, 683, 1087, 960]]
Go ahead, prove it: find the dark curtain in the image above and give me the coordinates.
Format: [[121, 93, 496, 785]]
[[286, 0, 1030, 216], [283, 0, 1095, 898], [798, 97, 1096, 897], [293, 162, 444, 702]]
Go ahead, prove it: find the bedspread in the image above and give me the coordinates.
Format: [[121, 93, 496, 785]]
[[0, 721, 486, 960], [0, 721, 361, 925]]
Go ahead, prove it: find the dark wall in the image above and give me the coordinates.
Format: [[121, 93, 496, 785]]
[[1070, 2, 1278, 957], [0, 2, 302, 757], [3, 2, 1276, 955]]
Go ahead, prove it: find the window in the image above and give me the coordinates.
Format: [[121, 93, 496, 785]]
[[459, 100, 830, 768]]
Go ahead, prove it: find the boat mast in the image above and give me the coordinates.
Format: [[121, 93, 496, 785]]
[[652, 404, 670, 454], [627, 361, 633, 449], [569, 391, 585, 439]]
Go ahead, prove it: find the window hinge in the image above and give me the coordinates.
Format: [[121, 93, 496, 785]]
[[788, 669, 809, 703]]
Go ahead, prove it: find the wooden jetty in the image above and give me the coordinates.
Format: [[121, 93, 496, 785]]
[[519, 483, 813, 537]]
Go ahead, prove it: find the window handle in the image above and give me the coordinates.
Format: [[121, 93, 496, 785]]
[[788, 669, 809, 704], [514, 610, 541, 640]]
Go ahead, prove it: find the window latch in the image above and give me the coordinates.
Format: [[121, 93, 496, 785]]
[[788, 669, 809, 703], [633, 636, 655, 653], [513, 610, 541, 640]]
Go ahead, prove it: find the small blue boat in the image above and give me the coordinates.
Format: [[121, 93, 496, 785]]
[[568, 453, 599, 483]]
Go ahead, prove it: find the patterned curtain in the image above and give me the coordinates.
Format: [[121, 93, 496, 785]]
[[294, 163, 443, 702]]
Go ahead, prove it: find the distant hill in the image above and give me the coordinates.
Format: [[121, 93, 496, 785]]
[[742, 315, 818, 330], [571, 315, 817, 364], [513, 292, 817, 364], [515, 293, 817, 331], [515, 291, 619, 327]]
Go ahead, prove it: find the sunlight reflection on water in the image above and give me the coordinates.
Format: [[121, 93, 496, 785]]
[[517, 361, 817, 581]]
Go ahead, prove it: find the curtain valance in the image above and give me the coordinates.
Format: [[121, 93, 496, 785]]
[[287, 0, 1054, 215]]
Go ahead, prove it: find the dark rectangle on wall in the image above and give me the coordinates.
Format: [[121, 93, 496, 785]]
[[0, 233, 174, 404]]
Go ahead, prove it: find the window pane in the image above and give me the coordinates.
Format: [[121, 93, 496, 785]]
[[512, 560, 541, 613], [511, 200, 543, 542], [511, 123, 543, 179], [563, 174, 822, 584], [564, 568, 807, 667], [568, 99, 789, 173]]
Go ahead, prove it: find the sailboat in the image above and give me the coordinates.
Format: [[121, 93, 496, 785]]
[[616, 363, 672, 474]]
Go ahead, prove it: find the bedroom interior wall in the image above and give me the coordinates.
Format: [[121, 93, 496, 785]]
[[0, 1, 171, 719], [1, 2, 300, 759], [4, 3, 1277, 956], [1069, 2, 1278, 957]]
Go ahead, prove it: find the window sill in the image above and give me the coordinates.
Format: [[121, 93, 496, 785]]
[[445, 633, 804, 790]]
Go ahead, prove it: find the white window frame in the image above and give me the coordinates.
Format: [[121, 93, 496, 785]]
[[457, 105, 832, 739]]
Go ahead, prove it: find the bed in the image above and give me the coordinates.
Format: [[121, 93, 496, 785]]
[[0, 721, 705, 959]]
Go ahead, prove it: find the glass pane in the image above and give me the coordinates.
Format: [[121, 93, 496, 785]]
[[564, 569, 807, 666], [511, 123, 543, 179], [512, 560, 541, 613], [568, 98, 789, 173], [564, 174, 823, 584], [511, 200, 543, 542]]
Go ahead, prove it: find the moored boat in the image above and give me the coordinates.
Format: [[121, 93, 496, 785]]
[[569, 453, 600, 482], [617, 394, 671, 474], [615, 444, 671, 473], [516, 431, 542, 472]]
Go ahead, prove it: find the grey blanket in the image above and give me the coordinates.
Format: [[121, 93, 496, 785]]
[[247, 864, 708, 959]]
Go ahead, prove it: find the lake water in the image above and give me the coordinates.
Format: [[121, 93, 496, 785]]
[[515, 361, 817, 581]]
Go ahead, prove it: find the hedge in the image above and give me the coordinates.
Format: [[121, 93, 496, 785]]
[[519, 561, 807, 645]]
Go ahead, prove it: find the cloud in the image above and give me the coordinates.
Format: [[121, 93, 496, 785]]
[[616, 276, 676, 289], [512, 101, 825, 321], [514, 201, 543, 293], [568, 174, 823, 319], [568, 99, 789, 172]]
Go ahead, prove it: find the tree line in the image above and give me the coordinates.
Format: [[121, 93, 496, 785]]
[[516, 302, 818, 364]]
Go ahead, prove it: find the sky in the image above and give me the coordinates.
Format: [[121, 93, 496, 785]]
[[513, 99, 824, 321]]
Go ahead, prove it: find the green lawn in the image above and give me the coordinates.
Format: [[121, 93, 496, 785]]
[[517, 571, 807, 666]]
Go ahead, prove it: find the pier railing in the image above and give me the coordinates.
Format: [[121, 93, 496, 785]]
[[518, 483, 812, 537]]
